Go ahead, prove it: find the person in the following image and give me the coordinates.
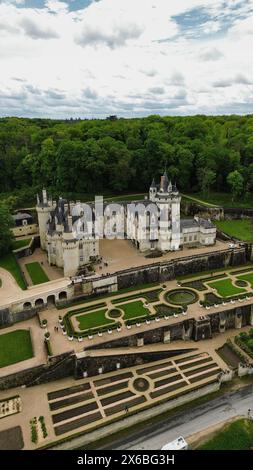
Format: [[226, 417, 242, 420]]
[[248, 408, 251, 418], [125, 405, 129, 413]]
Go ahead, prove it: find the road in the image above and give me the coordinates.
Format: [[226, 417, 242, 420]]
[[105, 384, 253, 450]]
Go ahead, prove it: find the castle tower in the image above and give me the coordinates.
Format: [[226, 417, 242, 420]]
[[62, 232, 79, 277], [171, 188, 181, 250], [149, 178, 157, 202], [36, 189, 53, 250]]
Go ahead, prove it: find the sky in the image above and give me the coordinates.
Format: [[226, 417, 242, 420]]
[[0, 0, 253, 118]]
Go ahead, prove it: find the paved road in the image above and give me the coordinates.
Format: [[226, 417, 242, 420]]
[[105, 384, 253, 450]]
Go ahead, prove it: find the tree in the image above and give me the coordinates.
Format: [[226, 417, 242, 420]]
[[198, 168, 216, 195], [227, 170, 244, 201], [0, 203, 13, 257]]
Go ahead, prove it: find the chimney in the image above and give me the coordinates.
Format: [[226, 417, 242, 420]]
[[68, 215, 73, 231], [160, 175, 166, 191], [42, 189, 47, 205]]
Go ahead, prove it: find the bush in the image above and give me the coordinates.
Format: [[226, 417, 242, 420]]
[[39, 416, 48, 439], [44, 340, 53, 356], [30, 418, 38, 444]]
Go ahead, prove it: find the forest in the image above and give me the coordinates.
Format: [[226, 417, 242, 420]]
[[0, 114, 253, 209]]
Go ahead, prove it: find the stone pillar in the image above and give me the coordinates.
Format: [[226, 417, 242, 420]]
[[182, 325, 186, 341], [219, 312, 226, 333], [164, 329, 171, 343], [250, 305, 253, 326], [137, 337, 144, 347], [235, 308, 242, 329]]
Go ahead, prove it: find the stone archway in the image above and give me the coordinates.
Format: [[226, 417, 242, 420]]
[[35, 298, 44, 308], [47, 295, 55, 307], [58, 291, 67, 301], [23, 301, 32, 310]]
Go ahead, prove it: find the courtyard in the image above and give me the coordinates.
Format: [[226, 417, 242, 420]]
[[96, 239, 229, 275], [18, 248, 63, 287]]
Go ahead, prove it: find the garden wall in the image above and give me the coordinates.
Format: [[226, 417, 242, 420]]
[[115, 247, 247, 289], [0, 352, 74, 391], [74, 349, 195, 379], [181, 199, 223, 220]]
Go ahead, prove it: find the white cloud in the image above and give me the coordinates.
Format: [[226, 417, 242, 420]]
[[0, 0, 253, 117]]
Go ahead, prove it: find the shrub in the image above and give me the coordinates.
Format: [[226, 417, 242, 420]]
[[39, 416, 48, 439], [30, 418, 38, 444]]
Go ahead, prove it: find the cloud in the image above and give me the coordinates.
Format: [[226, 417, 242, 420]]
[[83, 87, 98, 99], [234, 73, 252, 85], [212, 79, 231, 88], [0, 0, 253, 118], [19, 16, 59, 39], [213, 74, 253, 88], [76, 22, 143, 48], [149, 86, 165, 95], [170, 72, 185, 86], [199, 47, 224, 61]]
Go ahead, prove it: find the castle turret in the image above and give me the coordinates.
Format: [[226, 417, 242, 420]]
[[149, 178, 157, 202], [36, 189, 53, 250], [160, 171, 169, 192]]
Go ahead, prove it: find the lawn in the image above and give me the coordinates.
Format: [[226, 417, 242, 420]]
[[12, 238, 31, 250], [118, 300, 150, 321], [199, 419, 253, 450], [185, 191, 253, 209], [0, 253, 26, 289], [215, 219, 253, 242], [25, 262, 49, 285], [237, 271, 253, 288], [207, 278, 246, 297], [76, 308, 115, 331], [0, 330, 33, 368]]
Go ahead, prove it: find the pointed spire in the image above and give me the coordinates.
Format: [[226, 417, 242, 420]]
[[150, 177, 156, 188]]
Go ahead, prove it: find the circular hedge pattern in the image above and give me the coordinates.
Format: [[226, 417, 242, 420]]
[[165, 289, 198, 306], [108, 308, 122, 319], [133, 377, 150, 392], [235, 280, 248, 287]]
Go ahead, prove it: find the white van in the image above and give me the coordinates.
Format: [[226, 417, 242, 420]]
[[161, 436, 188, 450]]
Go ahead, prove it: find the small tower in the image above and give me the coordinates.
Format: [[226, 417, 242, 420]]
[[149, 178, 157, 202], [160, 171, 169, 192], [36, 189, 53, 250]]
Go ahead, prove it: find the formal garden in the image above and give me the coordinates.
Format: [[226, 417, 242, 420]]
[[0, 329, 33, 368], [57, 266, 253, 340]]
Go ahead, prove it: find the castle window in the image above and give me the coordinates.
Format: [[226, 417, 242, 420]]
[[189, 236, 192, 242]]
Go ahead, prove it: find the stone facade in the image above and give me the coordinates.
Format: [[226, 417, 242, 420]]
[[36, 173, 216, 277]]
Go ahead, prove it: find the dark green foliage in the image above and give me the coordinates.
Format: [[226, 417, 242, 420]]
[[0, 115, 253, 205], [0, 202, 13, 256], [199, 419, 253, 450]]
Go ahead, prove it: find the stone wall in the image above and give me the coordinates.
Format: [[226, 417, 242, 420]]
[[181, 199, 224, 220], [0, 308, 12, 328], [116, 248, 247, 289], [0, 352, 74, 391], [74, 349, 196, 379], [86, 305, 251, 350], [14, 235, 40, 259], [0, 306, 38, 328]]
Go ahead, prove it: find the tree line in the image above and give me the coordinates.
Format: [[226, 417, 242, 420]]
[[0, 114, 253, 208]]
